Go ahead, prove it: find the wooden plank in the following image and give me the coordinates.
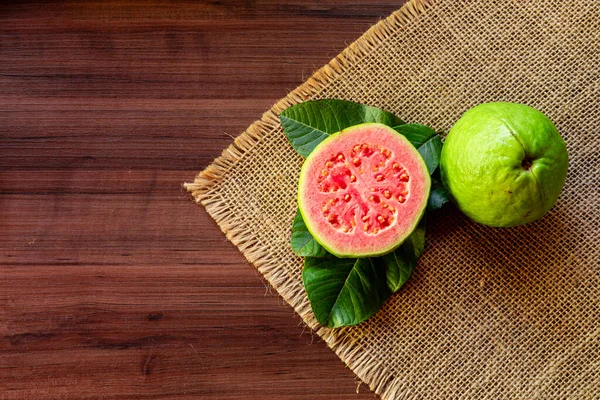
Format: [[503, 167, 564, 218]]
[[0, 1, 405, 398]]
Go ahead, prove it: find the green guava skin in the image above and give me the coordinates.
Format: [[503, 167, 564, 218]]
[[440, 102, 568, 227]]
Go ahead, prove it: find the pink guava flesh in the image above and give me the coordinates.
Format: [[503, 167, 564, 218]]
[[298, 123, 430, 257]]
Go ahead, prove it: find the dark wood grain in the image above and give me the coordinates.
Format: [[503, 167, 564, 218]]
[[0, 1, 405, 398]]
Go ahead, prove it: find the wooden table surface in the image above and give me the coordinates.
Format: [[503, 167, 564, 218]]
[[0, 1, 409, 398]]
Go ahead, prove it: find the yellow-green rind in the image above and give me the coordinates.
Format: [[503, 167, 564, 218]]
[[440, 102, 568, 227], [298, 122, 431, 258]]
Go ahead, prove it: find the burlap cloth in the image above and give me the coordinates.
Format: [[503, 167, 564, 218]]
[[186, 0, 599, 397]]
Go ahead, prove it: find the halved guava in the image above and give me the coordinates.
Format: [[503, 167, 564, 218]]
[[298, 123, 431, 258]]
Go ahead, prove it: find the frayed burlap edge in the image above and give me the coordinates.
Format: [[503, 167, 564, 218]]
[[184, 0, 434, 397]]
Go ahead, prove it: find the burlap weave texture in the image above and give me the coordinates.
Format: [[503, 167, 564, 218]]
[[186, 0, 599, 398]]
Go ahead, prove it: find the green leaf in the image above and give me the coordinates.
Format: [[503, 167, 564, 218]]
[[296, 215, 426, 327], [303, 257, 391, 328], [382, 219, 425, 292], [392, 123, 437, 148], [417, 135, 442, 174], [427, 179, 450, 211], [292, 209, 425, 292], [280, 99, 404, 157], [291, 209, 330, 257]]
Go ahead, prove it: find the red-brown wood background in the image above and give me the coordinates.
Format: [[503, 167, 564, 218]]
[[0, 1, 407, 398]]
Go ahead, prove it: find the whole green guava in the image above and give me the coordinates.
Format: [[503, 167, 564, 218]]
[[440, 102, 568, 227]]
